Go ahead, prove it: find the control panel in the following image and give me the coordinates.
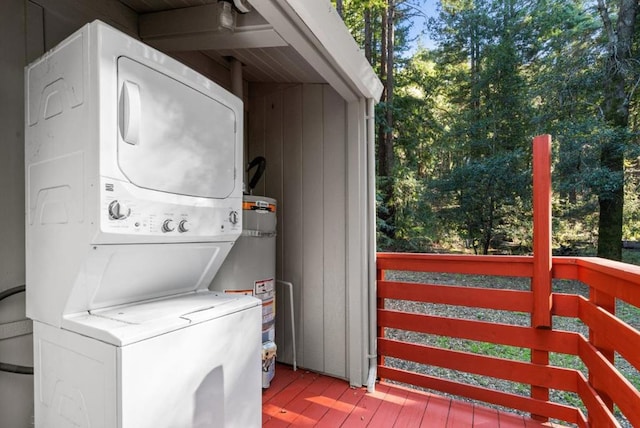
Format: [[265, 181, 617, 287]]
[[100, 179, 241, 237]]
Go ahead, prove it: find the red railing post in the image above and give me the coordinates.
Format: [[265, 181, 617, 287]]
[[532, 134, 553, 328], [377, 266, 386, 374], [589, 288, 616, 416], [531, 135, 553, 421]]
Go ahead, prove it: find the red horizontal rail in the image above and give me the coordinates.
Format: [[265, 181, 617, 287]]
[[552, 293, 580, 317], [378, 309, 580, 355], [577, 296, 640, 372], [376, 253, 640, 427], [377, 253, 534, 277], [376, 366, 585, 426], [553, 257, 640, 308], [378, 280, 532, 312], [575, 373, 619, 428], [578, 338, 640, 426], [379, 338, 579, 392]]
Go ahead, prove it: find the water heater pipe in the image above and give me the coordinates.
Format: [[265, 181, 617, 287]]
[[230, 58, 243, 99], [276, 280, 297, 371], [230, 57, 247, 189], [366, 98, 377, 393]]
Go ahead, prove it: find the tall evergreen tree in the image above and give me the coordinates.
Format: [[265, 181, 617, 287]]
[[429, 0, 534, 254], [596, 0, 639, 260]]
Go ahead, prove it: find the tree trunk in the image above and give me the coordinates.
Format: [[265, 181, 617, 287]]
[[364, 8, 372, 64], [596, 0, 638, 261], [385, 0, 394, 174], [377, 6, 388, 179], [376, 1, 396, 243]]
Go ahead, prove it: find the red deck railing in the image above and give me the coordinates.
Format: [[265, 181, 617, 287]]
[[376, 136, 640, 427]]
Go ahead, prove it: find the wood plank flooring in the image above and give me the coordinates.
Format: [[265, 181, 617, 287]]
[[263, 365, 563, 427]]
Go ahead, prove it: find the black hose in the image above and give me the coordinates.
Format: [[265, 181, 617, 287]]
[[0, 284, 34, 375], [247, 156, 266, 191], [0, 362, 34, 375], [0, 285, 25, 302]]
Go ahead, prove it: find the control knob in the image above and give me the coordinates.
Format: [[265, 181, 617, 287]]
[[229, 210, 239, 225], [178, 220, 189, 233], [108, 200, 130, 220], [162, 219, 175, 233]]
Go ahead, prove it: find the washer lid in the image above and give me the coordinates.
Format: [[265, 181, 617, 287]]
[[117, 56, 237, 199], [62, 291, 259, 346]]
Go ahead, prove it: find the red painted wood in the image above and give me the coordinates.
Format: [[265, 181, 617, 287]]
[[340, 383, 390, 426], [377, 365, 580, 424], [578, 339, 640, 426], [378, 309, 580, 356], [313, 383, 367, 427], [472, 405, 501, 427], [529, 348, 549, 422], [531, 135, 552, 421], [367, 386, 409, 428], [378, 267, 386, 372], [532, 134, 552, 329], [290, 378, 352, 426], [495, 410, 527, 428], [551, 293, 580, 318], [578, 297, 640, 372], [284, 375, 342, 426], [573, 257, 640, 308], [262, 371, 317, 424], [391, 388, 430, 428], [377, 253, 534, 277], [420, 394, 451, 427], [374, 148, 640, 427], [378, 280, 532, 312], [378, 339, 579, 392], [445, 400, 473, 427], [575, 374, 617, 428], [262, 365, 300, 402], [551, 257, 580, 280], [589, 287, 616, 413], [264, 365, 559, 427]]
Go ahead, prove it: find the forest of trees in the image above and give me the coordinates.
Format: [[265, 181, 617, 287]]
[[334, 0, 640, 261]]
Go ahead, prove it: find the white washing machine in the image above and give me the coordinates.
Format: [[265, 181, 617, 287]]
[[25, 21, 260, 427], [34, 293, 260, 427]]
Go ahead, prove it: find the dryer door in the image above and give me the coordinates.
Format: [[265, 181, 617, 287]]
[[117, 57, 237, 199]]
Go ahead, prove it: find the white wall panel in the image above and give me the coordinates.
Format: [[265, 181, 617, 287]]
[[0, 1, 32, 427], [249, 83, 354, 380], [301, 84, 325, 371], [280, 85, 304, 367], [322, 86, 347, 377]]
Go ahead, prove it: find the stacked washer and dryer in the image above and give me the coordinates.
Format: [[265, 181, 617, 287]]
[[24, 20, 272, 427]]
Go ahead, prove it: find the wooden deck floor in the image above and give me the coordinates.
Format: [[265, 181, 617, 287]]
[[263, 365, 560, 427]]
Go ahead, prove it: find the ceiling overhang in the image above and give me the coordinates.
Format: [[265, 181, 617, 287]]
[[139, 4, 287, 51], [129, 0, 382, 101]]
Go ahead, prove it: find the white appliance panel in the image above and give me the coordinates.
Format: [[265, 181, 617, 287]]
[[63, 291, 256, 346], [27, 20, 260, 428], [34, 322, 118, 428], [61, 243, 233, 314], [25, 21, 244, 327], [117, 57, 236, 199], [34, 297, 260, 428], [119, 303, 261, 428]]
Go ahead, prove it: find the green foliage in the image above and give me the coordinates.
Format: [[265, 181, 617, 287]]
[[337, 0, 640, 255], [435, 151, 531, 253], [623, 158, 640, 240]]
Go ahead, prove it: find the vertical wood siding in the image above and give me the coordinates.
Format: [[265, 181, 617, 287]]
[[0, 2, 32, 427], [248, 83, 349, 379]]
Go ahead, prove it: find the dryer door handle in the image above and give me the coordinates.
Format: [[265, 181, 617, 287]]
[[121, 81, 141, 145]]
